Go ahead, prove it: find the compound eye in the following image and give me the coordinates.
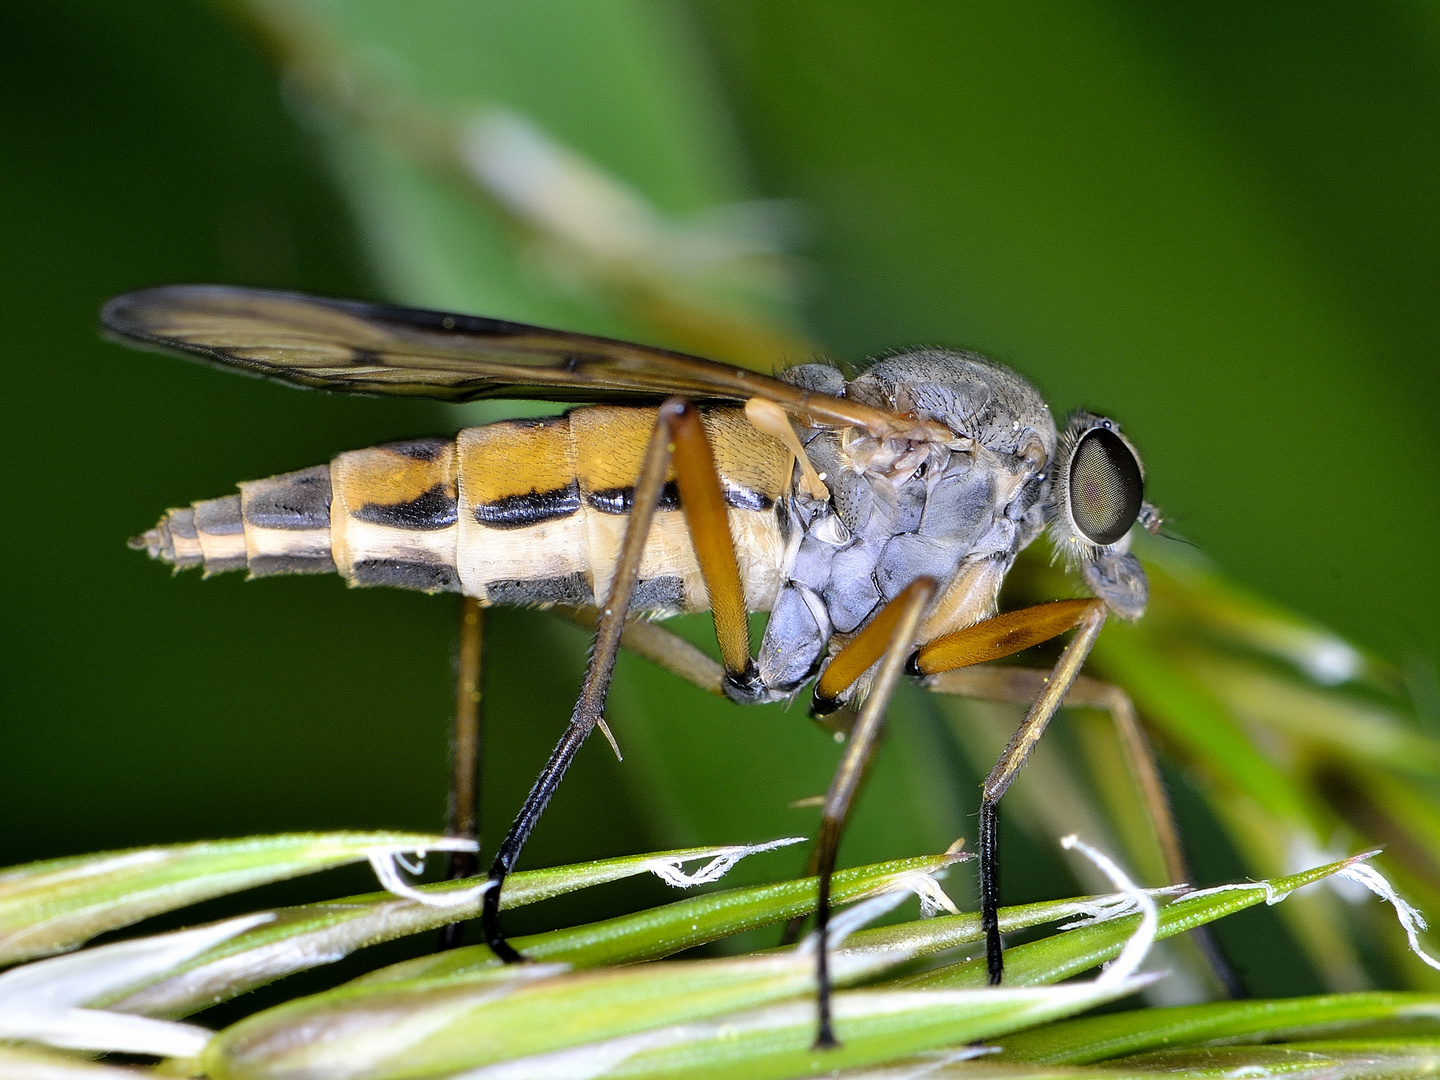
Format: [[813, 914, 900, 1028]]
[[1068, 427, 1143, 545]]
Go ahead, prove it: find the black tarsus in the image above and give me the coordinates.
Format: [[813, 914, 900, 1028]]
[[981, 799, 1003, 985], [812, 817, 842, 1048], [481, 720, 594, 962]]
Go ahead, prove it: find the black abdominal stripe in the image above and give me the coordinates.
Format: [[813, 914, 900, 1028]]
[[131, 417, 789, 616]]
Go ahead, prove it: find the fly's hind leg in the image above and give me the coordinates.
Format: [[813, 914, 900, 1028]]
[[555, 607, 727, 697], [924, 663, 1245, 997], [438, 596, 484, 951], [480, 398, 756, 963]]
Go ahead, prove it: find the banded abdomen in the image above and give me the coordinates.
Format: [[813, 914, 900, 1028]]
[[132, 406, 794, 615]]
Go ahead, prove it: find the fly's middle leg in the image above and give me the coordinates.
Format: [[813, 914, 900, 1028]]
[[908, 599, 1109, 985], [803, 577, 937, 1048], [480, 398, 757, 964]]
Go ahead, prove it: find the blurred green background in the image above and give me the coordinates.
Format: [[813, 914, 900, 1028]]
[[3, 0, 1438, 999]]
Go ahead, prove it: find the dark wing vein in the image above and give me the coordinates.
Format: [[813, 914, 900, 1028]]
[[101, 285, 908, 435]]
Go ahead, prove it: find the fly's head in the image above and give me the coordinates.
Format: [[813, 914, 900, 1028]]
[[1047, 411, 1158, 620]]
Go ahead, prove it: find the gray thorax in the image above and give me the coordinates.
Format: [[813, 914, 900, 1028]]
[[725, 350, 1058, 705]]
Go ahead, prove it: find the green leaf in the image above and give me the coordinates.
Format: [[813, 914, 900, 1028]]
[[0, 833, 464, 966], [1143, 551, 1396, 694], [1186, 652, 1440, 781], [835, 888, 1159, 962], [0, 916, 254, 1058], [200, 855, 1372, 1078], [1092, 625, 1320, 831]]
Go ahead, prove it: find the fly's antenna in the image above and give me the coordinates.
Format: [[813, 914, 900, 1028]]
[[1139, 501, 1198, 548], [1138, 501, 1163, 535]]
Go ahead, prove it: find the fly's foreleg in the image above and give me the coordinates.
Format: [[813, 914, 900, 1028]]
[[773, 588, 945, 951], [909, 599, 1108, 985], [480, 398, 754, 963], [438, 596, 485, 951], [924, 663, 1245, 998], [670, 402, 758, 691]]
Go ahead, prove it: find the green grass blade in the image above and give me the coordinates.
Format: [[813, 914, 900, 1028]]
[[1143, 549, 1397, 694], [107, 840, 933, 1017], [1092, 627, 1320, 831], [897, 855, 1364, 989], [203, 948, 913, 1080], [491, 980, 1156, 1080], [991, 991, 1440, 1065], [123, 852, 1140, 1025], [351, 853, 967, 988], [0, 833, 463, 966], [199, 855, 1341, 1078], [1103, 1040, 1440, 1079], [0, 1044, 160, 1077], [837, 889, 1171, 961], [1189, 652, 1440, 780]]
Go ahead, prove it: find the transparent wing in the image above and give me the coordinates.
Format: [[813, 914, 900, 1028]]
[[101, 285, 906, 434]]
